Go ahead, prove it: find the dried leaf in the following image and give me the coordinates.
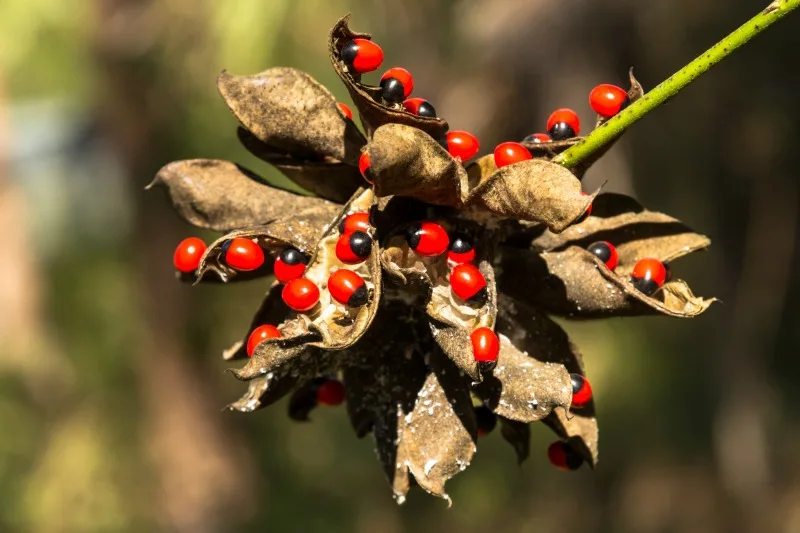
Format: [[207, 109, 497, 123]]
[[472, 333, 572, 423], [217, 67, 365, 165], [368, 124, 468, 206], [496, 295, 597, 465], [466, 158, 596, 231], [232, 189, 382, 380], [380, 225, 497, 381], [237, 127, 363, 204], [499, 246, 715, 318], [499, 417, 530, 465], [329, 15, 449, 139], [149, 159, 336, 231]]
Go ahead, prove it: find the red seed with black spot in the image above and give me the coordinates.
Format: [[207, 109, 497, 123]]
[[338, 212, 371, 234], [358, 152, 372, 183], [494, 142, 532, 168], [631, 258, 667, 296], [335, 230, 373, 264], [570, 373, 593, 409], [317, 379, 346, 406], [450, 263, 488, 305], [475, 405, 497, 437], [274, 247, 308, 283], [282, 278, 320, 312], [445, 131, 480, 161], [522, 133, 552, 143], [173, 237, 206, 273], [224, 238, 265, 272], [340, 38, 384, 74], [246, 325, 281, 358], [471, 327, 499, 363], [380, 67, 414, 103], [448, 234, 475, 265], [589, 84, 629, 118], [328, 269, 369, 308], [406, 222, 449, 257], [402, 97, 437, 118], [547, 108, 581, 140], [547, 441, 584, 471], [587, 241, 619, 270], [336, 102, 353, 120]]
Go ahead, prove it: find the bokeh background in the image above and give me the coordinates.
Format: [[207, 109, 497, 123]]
[[1, 1, 799, 532]]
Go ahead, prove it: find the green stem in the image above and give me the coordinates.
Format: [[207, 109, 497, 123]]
[[555, 0, 799, 169]]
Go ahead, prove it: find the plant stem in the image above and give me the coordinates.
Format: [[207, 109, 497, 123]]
[[555, 0, 799, 169]]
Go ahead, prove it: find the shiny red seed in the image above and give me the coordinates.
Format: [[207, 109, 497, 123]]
[[570, 374, 593, 409], [336, 102, 353, 120], [359, 152, 372, 183], [494, 142, 532, 168], [335, 231, 372, 264], [528, 133, 552, 143], [546, 108, 581, 136], [547, 441, 584, 471], [632, 258, 667, 286], [470, 327, 499, 362], [328, 269, 369, 307], [317, 379, 346, 406], [447, 249, 475, 265], [587, 241, 619, 270], [589, 84, 629, 118], [173, 237, 206, 273], [282, 278, 320, 312], [402, 97, 436, 117], [445, 131, 480, 161], [407, 222, 449, 257], [246, 325, 281, 358], [340, 38, 384, 73], [380, 67, 414, 99], [450, 264, 487, 301], [225, 238, 265, 271], [338, 212, 371, 234], [274, 256, 307, 283]]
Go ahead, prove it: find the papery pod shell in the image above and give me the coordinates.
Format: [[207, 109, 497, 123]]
[[194, 205, 340, 283], [150, 159, 336, 231], [499, 246, 715, 318], [233, 188, 381, 380], [367, 124, 468, 206], [329, 15, 448, 139], [218, 67, 365, 165], [237, 128, 363, 204], [499, 417, 530, 465], [226, 373, 298, 413], [380, 225, 496, 381], [496, 295, 597, 465], [472, 332, 572, 423], [466, 158, 596, 231]]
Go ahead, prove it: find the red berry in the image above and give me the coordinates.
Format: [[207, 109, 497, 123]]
[[224, 238, 265, 271], [406, 222, 449, 257], [448, 234, 475, 265], [380, 67, 414, 103], [570, 374, 593, 409], [173, 237, 206, 273], [246, 325, 281, 358], [328, 269, 369, 307], [317, 379, 346, 406], [274, 247, 308, 283], [340, 38, 384, 74], [547, 441, 584, 471], [493, 142, 532, 168], [402, 97, 437, 117], [338, 212, 371, 234], [335, 231, 373, 264], [282, 278, 320, 312], [631, 258, 667, 295], [450, 264, 488, 304], [336, 102, 353, 120], [523, 133, 552, 143], [445, 130, 480, 161], [359, 151, 372, 183], [587, 241, 619, 270], [471, 327, 499, 363], [547, 108, 581, 140], [589, 84, 629, 118]]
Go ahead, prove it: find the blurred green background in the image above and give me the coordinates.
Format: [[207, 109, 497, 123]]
[[1, 1, 798, 532]]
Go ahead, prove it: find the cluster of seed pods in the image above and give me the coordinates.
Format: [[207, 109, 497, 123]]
[[170, 38, 636, 471]]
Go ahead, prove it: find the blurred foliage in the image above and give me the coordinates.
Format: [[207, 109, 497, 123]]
[[0, 1, 798, 532]]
